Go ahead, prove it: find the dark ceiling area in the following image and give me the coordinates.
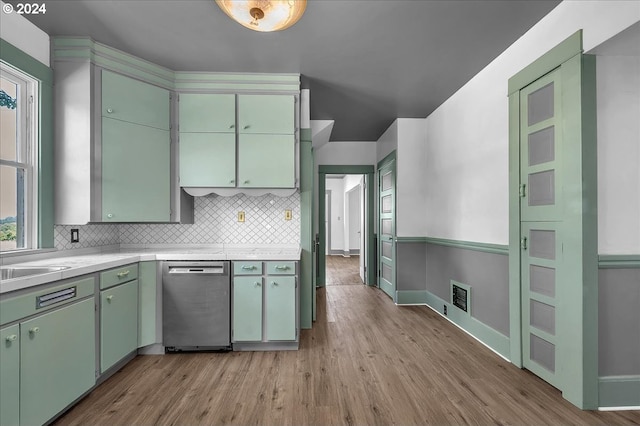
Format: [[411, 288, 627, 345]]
[[12, 0, 561, 141]]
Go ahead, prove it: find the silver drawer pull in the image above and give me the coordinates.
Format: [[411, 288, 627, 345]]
[[241, 265, 256, 270], [117, 270, 130, 278], [275, 266, 289, 270], [37, 286, 76, 308]]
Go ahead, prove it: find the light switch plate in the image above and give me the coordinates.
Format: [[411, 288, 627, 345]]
[[237, 211, 245, 222], [285, 210, 292, 221]]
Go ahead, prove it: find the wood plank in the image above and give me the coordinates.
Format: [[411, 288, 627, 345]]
[[55, 283, 639, 425]]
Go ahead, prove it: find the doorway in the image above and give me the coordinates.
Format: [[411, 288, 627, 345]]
[[317, 166, 375, 288]]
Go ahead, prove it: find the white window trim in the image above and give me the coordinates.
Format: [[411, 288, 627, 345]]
[[0, 61, 39, 251]]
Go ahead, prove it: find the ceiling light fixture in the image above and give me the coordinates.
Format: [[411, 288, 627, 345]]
[[215, 0, 307, 32]]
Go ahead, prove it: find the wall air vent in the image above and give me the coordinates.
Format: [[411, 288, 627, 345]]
[[451, 280, 471, 314]]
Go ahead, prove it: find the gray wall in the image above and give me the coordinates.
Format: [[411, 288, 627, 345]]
[[396, 242, 426, 291], [598, 268, 640, 376], [425, 243, 509, 337]]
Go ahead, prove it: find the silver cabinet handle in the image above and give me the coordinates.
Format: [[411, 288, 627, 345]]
[[243, 125, 250, 129], [117, 270, 130, 278], [243, 180, 250, 184], [106, 108, 114, 113], [275, 265, 289, 270], [29, 327, 40, 335], [241, 265, 255, 270], [107, 213, 114, 218], [5, 334, 17, 342], [271, 281, 278, 286], [107, 295, 114, 302], [229, 124, 235, 129], [230, 179, 235, 184], [255, 281, 261, 287]]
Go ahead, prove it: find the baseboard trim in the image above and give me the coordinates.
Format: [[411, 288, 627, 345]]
[[598, 375, 640, 408], [395, 290, 510, 361]]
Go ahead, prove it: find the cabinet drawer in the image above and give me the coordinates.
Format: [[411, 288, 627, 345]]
[[100, 264, 139, 290], [266, 262, 296, 275], [0, 277, 95, 326], [233, 261, 262, 275]]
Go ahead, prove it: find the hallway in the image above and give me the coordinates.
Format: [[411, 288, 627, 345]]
[[326, 255, 362, 286], [54, 281, 639, 424]]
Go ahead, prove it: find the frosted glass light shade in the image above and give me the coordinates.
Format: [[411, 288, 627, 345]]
[[215, 0, 307, 32]]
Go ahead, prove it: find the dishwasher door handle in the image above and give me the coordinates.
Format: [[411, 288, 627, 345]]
[[168, 267, 226, 274]]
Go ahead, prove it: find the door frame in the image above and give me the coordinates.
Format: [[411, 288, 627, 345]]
[[318, 165, 375, 287], [508, 30, 598, 409]]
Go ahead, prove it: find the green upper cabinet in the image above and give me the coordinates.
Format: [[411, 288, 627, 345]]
[[179, 93, 235, 133], [102, 118, 171, 222], [179, 133, 236, 187], [238, 95, 295, 135], [238, 134, 295, 188], [102, 70, 170, 130]]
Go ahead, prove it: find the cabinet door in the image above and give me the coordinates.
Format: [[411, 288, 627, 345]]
[[138, 262, 157, 348], [102, 70, 170, 130], [1, 324, 19, 426], [238, 95, 294, 135], [232, 276, 263, 342], [238, 134, 295, 188], [102, 117, 171, 222], [101, 280, 139, 372], [265, 276, 296, 341], [179, 93, 235, 133], [20, 298, 95, 426], [179, 133, 236, 187]]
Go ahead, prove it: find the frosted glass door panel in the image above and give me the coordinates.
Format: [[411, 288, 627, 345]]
[[528, 82, 554, 126], [528, 126, 555, 166]]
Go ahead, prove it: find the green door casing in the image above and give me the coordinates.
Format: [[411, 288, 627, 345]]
[[378, 156, 396, 300], [519, 69, 562, 389], [101, 280, 139, 372], [508, 30, 598, 409], [20, 298, 95, 426], [1, 324, 19, 426]]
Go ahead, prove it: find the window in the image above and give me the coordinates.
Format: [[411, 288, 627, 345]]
[[0, 62, 39, 251]]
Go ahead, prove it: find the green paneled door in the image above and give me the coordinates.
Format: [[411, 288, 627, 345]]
[[238, 94, 295, 134], [1, 324, 19, 426], [102, 69, 170, 130], [20, 298, 95, 426], [179, 93, 235, 132], [265, 276, 296, 341], [179, 133, 236, 187], [233, 276, 263, 342], [519, 69, 562, 390], [378, 156, 396, 300], [238, 134, 295, 188], [101, 280, 139, 372], [102, 117, 171, 222]]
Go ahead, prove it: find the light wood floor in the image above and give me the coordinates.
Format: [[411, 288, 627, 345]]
[[326, 255, 362, 286], [55, 284, 639, 424]]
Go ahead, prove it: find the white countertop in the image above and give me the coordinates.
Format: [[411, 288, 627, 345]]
[[0, 245, 301, 294]]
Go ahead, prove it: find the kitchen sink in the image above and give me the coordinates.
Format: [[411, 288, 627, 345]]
[[1, 266, 70, 280]]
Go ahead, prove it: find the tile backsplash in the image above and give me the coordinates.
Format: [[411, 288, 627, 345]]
[[54, 193, 301, 250]]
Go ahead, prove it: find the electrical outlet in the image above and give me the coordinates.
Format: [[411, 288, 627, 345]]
[[443, 305, 447, 316], [71, 228, 80, 243], [285, 209, 292, 221], [237, 211, 245, 222]]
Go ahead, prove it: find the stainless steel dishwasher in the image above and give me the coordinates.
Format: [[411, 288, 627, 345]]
[[162, 261, 231, 351]]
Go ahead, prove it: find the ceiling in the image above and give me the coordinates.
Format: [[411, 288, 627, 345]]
[[11, 0, 561, 141]]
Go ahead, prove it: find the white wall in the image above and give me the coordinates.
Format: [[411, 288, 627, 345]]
[[0, 1, 49, 66], [347, 185, 362, 250], [596, 53, 640, 254], [325, 178, 344, 251], [424, 0, 640, 245], [376, 121, 398, 163], [397, 119, 428, 237]]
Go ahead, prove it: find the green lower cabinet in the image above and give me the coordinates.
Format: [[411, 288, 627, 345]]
[[20, 298, 95, 426], [138, 261, 157, 348], [101, 280, 139, 372], [179, 132, 236, 187], [238, 134, 295, 188], [265, 276, 296, 341], [232, 276, 263, 342], [1, 324, 19, 426]]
